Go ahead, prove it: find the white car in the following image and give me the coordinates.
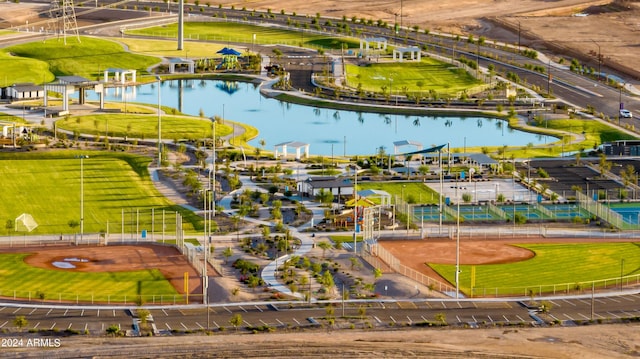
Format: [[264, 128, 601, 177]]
[[620, 109, 633, 118]]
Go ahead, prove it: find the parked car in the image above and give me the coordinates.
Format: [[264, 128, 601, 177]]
[[620, 109, 633, 118]]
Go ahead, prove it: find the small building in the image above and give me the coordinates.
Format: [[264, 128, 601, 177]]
[[299, 176, 354, 198], [603, 140, 640, 156], [2, 83, 44, 100]]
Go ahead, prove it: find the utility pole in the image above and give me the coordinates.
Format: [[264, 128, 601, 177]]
[[517, 21, 521, 52]]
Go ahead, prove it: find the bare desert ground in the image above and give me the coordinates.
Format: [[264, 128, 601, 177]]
[[3, 323, 640, 358]]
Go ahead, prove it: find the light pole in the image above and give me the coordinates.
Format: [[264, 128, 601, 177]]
[[211, 117, 216, 218], [76, 155, 89, 243], [620, 258, 625, 290], [517, 20, 521, 52], [456, 190, 460, 299], [618, 83, 624, 125], [592, 40, 601, 81], [155, 76, 162, 167], [400, 0, 403, 31]]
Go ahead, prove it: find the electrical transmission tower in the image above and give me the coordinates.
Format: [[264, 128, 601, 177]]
[[49, 0, 80, 44]]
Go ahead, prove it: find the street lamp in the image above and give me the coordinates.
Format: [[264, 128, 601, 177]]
[[591, 40, 601, 81], [76, 155, 89, 243], [155, 76, 162, 167], [620, 258, 625, 290], [618, 82, 624, 125], [517, 20, 521, 52]]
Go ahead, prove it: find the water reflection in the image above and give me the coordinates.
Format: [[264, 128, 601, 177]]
[[85, 79, 553, 156]]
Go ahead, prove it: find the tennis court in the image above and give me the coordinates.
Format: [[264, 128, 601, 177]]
[[413, 203, 594, 222], [609, 204, 640, 225]]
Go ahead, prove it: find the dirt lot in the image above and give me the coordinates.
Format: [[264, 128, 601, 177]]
[[3, 324, 639, 358]]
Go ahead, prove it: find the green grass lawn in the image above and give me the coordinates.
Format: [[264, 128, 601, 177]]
[[126, 22, 358, 49], [56, 114, 233, 140], [329, 235, 364, 244], [0, 112, 28, 123], [345, 59, 483, 98], [4, 37, 160, 82], [358, 182, 441, 205], [109, 37, 230, 59], [430, 242, 640, 296], [0, 50, 54, 87], [0, 253, 178, 303], [307, 169, 341, 176], [534, 118, 637, 145], [0, 151, 201, 235]]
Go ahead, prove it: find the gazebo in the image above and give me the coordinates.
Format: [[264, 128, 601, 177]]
[[393, 46, 421, 62], [216, 47, 242, 70]]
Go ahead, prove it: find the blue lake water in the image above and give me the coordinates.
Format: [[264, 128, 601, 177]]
[[86, 79, 553, 156]]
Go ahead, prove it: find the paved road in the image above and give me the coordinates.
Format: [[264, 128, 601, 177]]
[[0, 290, 638, 335]]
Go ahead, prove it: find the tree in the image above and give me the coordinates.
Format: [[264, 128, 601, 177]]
[[13, 315, 28, 331], [349, 256, 360, 270], [223, 247, 233, 263], [373, 268, 382, 284], [137, 309, 150, 329], [229, 313, 243, 331], [326, 304, 335, 325], [621, 164, 637, 187], [320, 270, 334, 290], [247, 275, 261, 291], [316, 189, 334, 205], [598, 154, 612, 177], [106, 324, 121, 336], [358, 306, 366, 320], [317, 241, 331, 258]]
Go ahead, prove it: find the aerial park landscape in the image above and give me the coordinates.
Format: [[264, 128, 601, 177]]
[[0, 0, 639, 357]]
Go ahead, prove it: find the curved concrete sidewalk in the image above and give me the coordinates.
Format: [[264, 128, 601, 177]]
[[215, 172, 323, 299]]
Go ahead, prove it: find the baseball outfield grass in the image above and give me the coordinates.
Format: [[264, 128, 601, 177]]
[[0, 151, 202, 236], [430, 242, 640, 296], [0, 253, 178, 303]]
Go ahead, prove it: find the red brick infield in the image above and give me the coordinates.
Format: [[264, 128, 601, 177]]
[[2, 244, 212, 297], [378, 236, 637, 284]]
